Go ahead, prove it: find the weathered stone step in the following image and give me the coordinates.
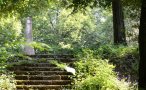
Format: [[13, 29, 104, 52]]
[[16, 80, 71, 85], [29, 54, 74, 58], [14, 71, 72, 75], [8, 54, 75, 90], [12, 62, 74, 67], [14, 63, 57, 67], [14, 54, 74, 61], [15, 75, 70, 80], [16, 85, 72, 89], [22, 58, 76, 63], [9, 67, 63, 71], [16, 58, 75, 61]]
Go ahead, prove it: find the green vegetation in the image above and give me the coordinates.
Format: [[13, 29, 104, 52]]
[[74, 57, 134, 90], [72, 47, 138, 90], [0, 73, 16, 90], [0, 0, 141, 89]]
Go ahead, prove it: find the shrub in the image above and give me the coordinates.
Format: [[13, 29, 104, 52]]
[[73, 58, 133, 90], [72, 49, 137, 90], [96, 44, 138, 59], [0, 74, 16, 90], [96, 44, 139, 82]]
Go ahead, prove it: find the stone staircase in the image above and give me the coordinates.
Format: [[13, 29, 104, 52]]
[[7, 55, 75, 90]]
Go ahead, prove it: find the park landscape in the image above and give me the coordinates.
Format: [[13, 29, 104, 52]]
[[0, 0, 146, 90]]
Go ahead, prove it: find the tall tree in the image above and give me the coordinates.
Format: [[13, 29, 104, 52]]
[[69, 0, 126, 45], [112, 0, 126, 44], [138, 0, 146, 89]]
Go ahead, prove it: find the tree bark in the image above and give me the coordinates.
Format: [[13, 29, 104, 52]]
[[112, 0, 126, 45], [138, 0, 146, 89]]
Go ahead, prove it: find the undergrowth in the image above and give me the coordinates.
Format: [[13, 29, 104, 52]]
[[72, 46, 138, 90], [0, 73, 16, 90]]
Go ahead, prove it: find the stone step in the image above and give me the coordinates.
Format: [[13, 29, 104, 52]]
[[13, 63, 57, 67], [12, 62, 74, 67], [29, 54, 74, 58], [7, 60, 75, 67], [22, 58, 76, 63], [16, 85, 72, 89], [35, 57, 75, 60], [14, 71, 72, 75], [15, 75, 71, 80], [14, 54, 74, 61], [16, 80, 71, 85], [16, 58, 75, 61], [8, 55, 75, 90], [9, 67, 63, 71]]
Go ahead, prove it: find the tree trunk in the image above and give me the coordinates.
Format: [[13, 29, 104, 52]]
[[138, 0, 146, 89], [112, 0, 126, 45]]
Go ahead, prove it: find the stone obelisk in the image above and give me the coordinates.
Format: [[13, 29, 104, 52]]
[[24, 17, 35, 55]]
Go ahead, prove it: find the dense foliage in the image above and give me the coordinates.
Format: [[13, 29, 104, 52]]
[[73, 49, 137, 90], [0, 0, 141, 89], [0, 74, 16, 90]]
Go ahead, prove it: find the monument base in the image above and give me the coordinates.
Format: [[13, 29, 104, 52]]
[[24, 45, 35, 55]]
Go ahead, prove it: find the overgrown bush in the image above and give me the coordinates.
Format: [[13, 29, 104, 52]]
[[0, 74, 16, 90], [73, 44, 139, 82], [96, 44, 139, 82], [73, 49, 136, 90], [97, 44, 138, 59]]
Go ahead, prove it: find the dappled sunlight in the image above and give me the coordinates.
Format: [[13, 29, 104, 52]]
[[0, 0, 141, 89]]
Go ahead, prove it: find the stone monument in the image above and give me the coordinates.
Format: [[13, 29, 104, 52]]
[[24, 17, 35, 55]]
